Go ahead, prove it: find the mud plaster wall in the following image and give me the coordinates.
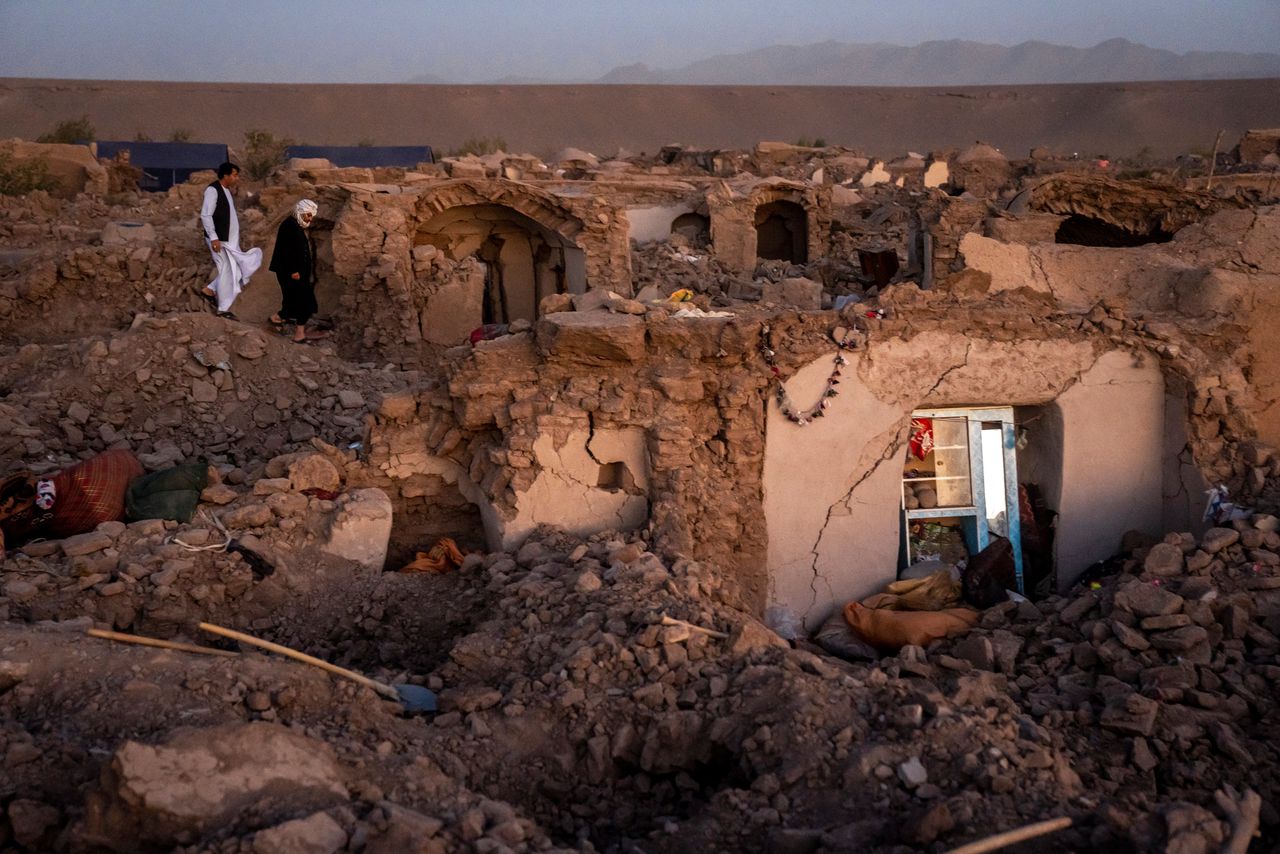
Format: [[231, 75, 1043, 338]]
[[627, 204, 699, 244], [1015, 351, 1170, 590], [763, 336, 1183, 629]]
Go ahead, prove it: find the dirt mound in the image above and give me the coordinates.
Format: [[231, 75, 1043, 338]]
[[3, 517, 1276, 851]]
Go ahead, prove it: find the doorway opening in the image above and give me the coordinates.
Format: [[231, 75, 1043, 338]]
[[900, 407, 1024, 591], [416, 203, 586, 324], [754, 200, 808, 263]]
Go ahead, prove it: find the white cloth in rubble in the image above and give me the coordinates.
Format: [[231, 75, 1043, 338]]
[[201, 185, 262, 312]]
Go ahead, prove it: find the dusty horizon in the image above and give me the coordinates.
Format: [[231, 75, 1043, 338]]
[[4, 77, 1279, 160]]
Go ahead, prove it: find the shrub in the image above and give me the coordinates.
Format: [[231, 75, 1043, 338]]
[[133, 131, 153, 142], [241, 129, 294, 180], [356, 137, 376, 147], [0, 146, 58, 195], [169, 128, 193, 142], [451, 136, 507, 157], [794, 136, 828, 148], [37, 115, 96, 144]]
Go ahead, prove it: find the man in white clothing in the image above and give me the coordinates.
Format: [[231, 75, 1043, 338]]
[[199, 162, 262, 318]]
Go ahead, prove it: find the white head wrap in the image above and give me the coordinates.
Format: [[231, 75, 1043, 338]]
[[294, 198, 318, 227]]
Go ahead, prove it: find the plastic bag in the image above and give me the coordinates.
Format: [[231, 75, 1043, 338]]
[[813, 611, 879, 661]]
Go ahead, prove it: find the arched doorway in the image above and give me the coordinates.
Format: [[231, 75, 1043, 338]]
[[671, 212, 710, 247], [754, 200, 808, 263], [416, 203, 585, 324]]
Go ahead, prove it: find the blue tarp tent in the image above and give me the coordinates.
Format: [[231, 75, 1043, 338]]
[[95, 141, 230, 192], [285, 145, 435, 168]]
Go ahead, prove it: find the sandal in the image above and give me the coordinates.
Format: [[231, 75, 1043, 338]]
[[216, 310, 238, 321]]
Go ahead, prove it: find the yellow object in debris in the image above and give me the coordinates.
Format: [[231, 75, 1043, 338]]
[[878, 569, 962, 611], [667, 289, 694, 303]]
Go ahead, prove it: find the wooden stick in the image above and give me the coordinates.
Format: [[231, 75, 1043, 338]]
[[660, 614, 729, 639], [87, 628, 239, 658], [1205, 129, 1224, 190], [198, 621, 398, 700], [944, 817, 1072, 854]]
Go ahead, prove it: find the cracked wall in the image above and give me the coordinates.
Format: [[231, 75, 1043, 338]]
[[763, 337, 1177, 628]]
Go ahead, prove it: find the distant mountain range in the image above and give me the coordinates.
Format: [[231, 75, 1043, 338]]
[[408, 38, 1280, 86]]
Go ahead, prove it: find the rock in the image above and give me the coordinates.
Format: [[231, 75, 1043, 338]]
[[4, 579, 40, 603], [60, 530, 114, 556], [1112, 620, 1151, 651], [534, 312, 646, 365], [952, 635, 994, 670], [377, 391, 417, 421], [1113, 580, 1184, 618], [364, 805, 444, 854], [762, 277, 822, 310], [222, 503, 274, 529], [1131, 737, 1158, 772], [539, 293, 574, 315], [84, 723, 346, 851], [253, 812, 347, 854], [288, 454, 341, 493], [1100, 692, 1159, 737], [321, 488, 392, 572], [8, 799, 60, 849], [1148, 625, 1209, 652], [1143, 542, 1184, 576], [253, 477, 292, 496], [728, 619, 788, 657], [0, 659, 31, 692], [903, 802, 955, 846], [191, 379, 219, 403], [201, 484, 238, 505], [1200, 527, 1239, 554], [337, 390, 365, 410], [897, 756, 928, 788]]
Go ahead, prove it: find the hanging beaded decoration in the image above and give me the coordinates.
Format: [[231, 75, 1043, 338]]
[[760, 324, 859, 425]]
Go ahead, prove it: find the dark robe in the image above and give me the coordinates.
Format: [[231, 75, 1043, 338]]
[[268, 217, 318, 323]]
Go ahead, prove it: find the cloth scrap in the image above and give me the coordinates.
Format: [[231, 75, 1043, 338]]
[[399, 537, 467, 574]]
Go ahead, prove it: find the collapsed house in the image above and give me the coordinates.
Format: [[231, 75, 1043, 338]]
[[2, 133, 1280, 852]]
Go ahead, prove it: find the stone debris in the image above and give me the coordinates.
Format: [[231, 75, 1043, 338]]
[[0, 130, 1278, 853]]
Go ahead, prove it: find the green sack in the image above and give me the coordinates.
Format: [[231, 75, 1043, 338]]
[[124, 461, 210, 523]]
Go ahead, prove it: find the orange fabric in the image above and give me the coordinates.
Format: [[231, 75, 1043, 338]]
[[842, 600, 979, 651], [399, 537, 466, 574]]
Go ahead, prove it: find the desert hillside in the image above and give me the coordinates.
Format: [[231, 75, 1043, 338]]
[[2, 77, 1279, 158]]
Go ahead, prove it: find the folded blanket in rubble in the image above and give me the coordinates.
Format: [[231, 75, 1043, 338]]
[[1, 449, 144, 552], [125, 460, 210, 524], [842, 600, 978, 652]]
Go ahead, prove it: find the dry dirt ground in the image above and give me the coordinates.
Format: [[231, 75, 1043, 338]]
[[1, 139, 1279, 852], [2, 77, 1280, 157]]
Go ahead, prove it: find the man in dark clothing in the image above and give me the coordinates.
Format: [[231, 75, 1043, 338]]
[[268, 199, 322, 343]]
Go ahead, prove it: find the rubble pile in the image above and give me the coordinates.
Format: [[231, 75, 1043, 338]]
[[1, 129, 1279, 851], [0, 313, 407, 474], [2, 519, 1276, 851]]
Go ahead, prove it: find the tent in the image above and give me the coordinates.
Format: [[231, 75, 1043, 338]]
[[95, 141, 230, 192], [285, 145, 434, 168]]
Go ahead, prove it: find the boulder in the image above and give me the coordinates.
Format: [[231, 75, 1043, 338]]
[[534, 312, 646, 365], [288, 454, 341, 493], [321, 488, 393, 572], [253, 812, 347, 854], [83, 723, 346, 852], [762, 277, 822, 311]]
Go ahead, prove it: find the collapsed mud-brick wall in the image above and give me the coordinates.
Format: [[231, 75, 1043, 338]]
[[326, 178, 633, 363], [708, 178, 831, 272], [360, 205, 1280, 628]]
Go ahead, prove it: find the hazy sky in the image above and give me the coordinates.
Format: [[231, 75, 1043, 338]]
[[3, 0, 1278, 83]]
